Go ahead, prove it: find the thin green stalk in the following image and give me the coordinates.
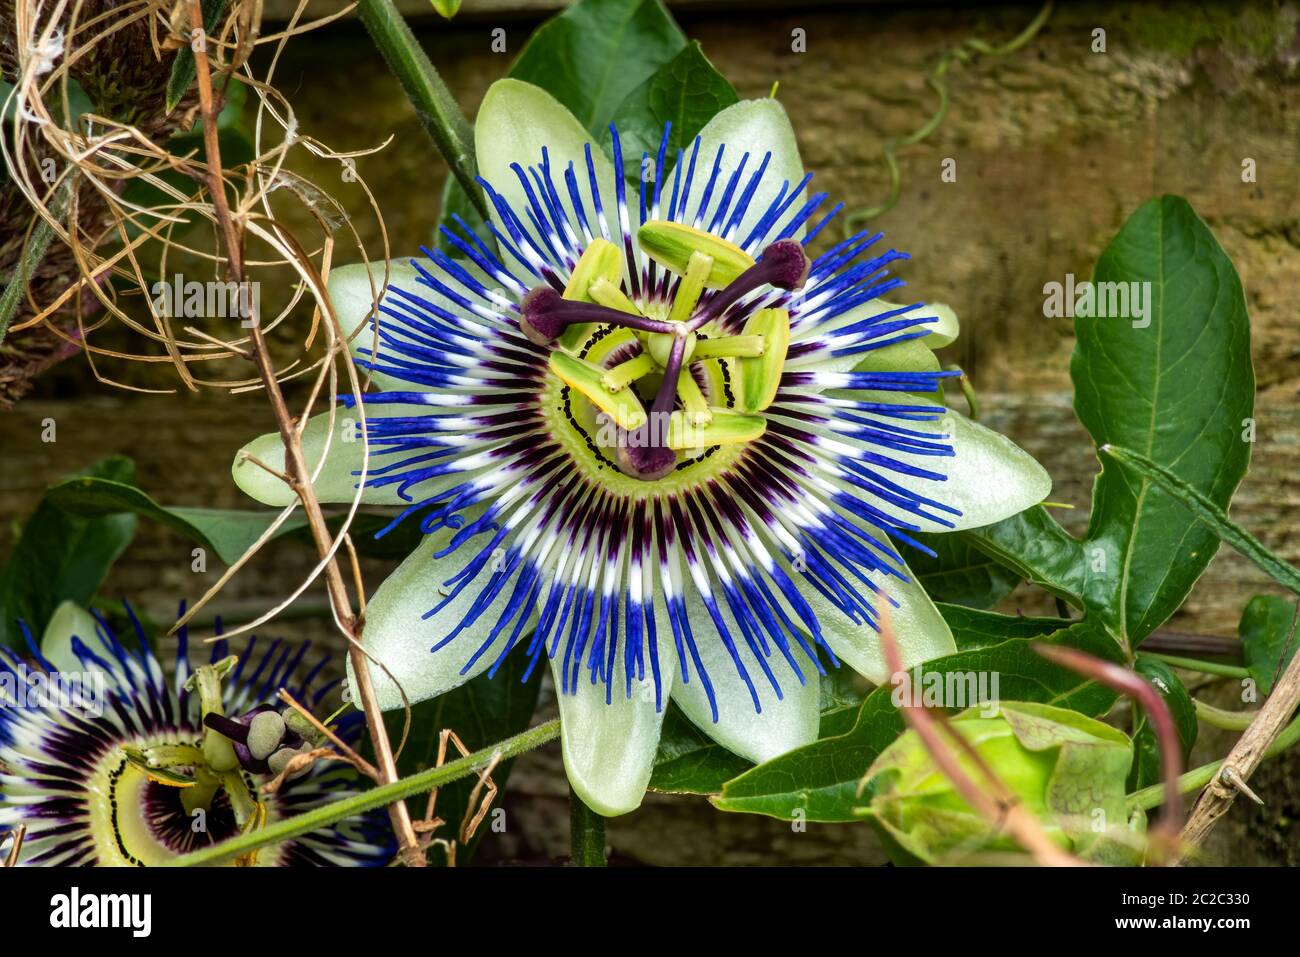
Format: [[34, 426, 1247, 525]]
[[1101, 445, 1300, 596], [1194, 699, 1257, 732], [356, 0, 487, 219], [1127, 712, 1300, 812], [1146, 653, 1249, 680], [167, 719, 559, 867], [569, 787, 607, 867], [0, 181, 71, 347]]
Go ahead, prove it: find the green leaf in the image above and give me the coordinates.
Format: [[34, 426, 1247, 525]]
[[1126, 655, 1197, 791], [43, 473, 426, 565], [904, 534, 1021, 609], [1070, 195, 1254, 646], [166, 0, 228, 113], [1239, 595, 1299, 696], [602, 41, 737, 182], [0, 457, 138, 650], [959, 506, 1087, 610], [44, 476, 302, 566], [650, 660, 866, 795], [939, 604, 1071, 650], [711, 619, 1124, 821], [380, 652, 542, 864], [510, 0, 686, 134], [430, 0, 462, 18], [1102, 444, 1300, 598]]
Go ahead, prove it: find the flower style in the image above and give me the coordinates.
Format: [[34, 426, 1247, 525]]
[[232, 80, 1050, 815], [0, 602, 390, 866]]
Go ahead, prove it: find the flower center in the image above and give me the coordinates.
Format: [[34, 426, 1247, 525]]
[[526, 223, 809, 482]]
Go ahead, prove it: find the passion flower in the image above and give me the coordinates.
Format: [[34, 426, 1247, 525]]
[[0, 601, 390, 866], [232, 80, 1050, 815]]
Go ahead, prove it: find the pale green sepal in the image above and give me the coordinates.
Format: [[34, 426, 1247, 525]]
[[551, 626, 674, 817], [345, 507, 533, 711], [41, 600, 102, 675]]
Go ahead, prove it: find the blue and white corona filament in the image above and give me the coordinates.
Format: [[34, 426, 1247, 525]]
[[0, 603, 390, 866], [233, 81, 1051, 815]]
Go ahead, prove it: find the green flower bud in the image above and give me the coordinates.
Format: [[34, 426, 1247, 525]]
[[858, 701, 1144, 865]]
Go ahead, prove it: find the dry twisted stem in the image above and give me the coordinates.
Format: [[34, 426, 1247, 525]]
[[4, 0, 431, 863]]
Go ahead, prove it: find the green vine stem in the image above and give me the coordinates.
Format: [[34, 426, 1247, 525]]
[[569, 787, 608, 867], [1127, 712, 1300, 813], [167, 719, 560, 867], [843, 1, 1054, 233], [1194, 699, 1257, 732], [356, 0, 488, 220], [0, 180, 71, 348], [1146, 653, 1249, 680]]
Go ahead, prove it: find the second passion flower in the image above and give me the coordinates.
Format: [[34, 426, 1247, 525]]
[[232, 80, 1051, 815]]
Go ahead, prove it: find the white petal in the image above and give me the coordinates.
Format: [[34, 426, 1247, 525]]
[[920, 302, 960, 348], [231, 407, 409, 507], [40, 601, 100, 675], [474, 79, 619, 256], [345, 507, 535, 710], [669, 589, 820, 764], [667, 98, 804, 246], [812, 562, 956, 685], [552, 648, 673, 817], [329, 259, 428, 392], [816, 392, 1051, 532]]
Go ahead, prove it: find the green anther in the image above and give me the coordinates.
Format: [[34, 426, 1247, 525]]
[[692, 334, 766, 359], [674, 365, 713, 426], [647, 329, 695, 369], [638, 220, 755, 289], [586, 276, 639, 315], [737, 307, 790, 412], [550, 351, 648, 430], [667, 251, 714, 324], [558, 239, 625, 350], [601, 353, 655, 392], [122, 748, 198, 788], [666, 408, 766, 450]]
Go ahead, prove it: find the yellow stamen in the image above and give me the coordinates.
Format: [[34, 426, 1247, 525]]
[[692, 334, 766, 359]]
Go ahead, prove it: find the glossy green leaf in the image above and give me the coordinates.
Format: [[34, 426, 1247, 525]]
[[1102, 444, 1300, 598], [711, 620, 1124, 822], [1126, 655, 1197, 791], [0, 457, 138, 651], [905, 534, 1021, 609], [938, 604, 1071, 651], [43, 473, 427, 565], [510, 0, 686, 135], [1239, 595, 1299, 696], [430, 0, 462, 18], [958, 506, 1087, 610], [1071, 195, 1254, 646], [602, 41, 737, 182], [649, 662, 866, 795]]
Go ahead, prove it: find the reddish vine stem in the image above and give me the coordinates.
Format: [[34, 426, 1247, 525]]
[[183, 0, 422, 866], [877, 607, 1081, 866], [1032, 644, 1183, 863]]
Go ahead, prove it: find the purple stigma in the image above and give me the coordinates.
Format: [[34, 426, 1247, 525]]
[[693, 239, 810, 327]]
